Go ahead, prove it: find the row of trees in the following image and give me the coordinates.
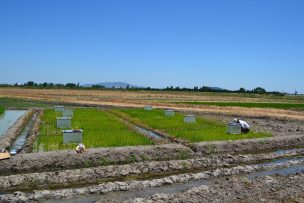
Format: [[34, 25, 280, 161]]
[[0, 81, 288, 95]]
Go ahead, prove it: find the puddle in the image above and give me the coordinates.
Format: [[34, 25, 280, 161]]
[[10, 114, 36, 153], [0, 110, 26, 138], [42, 156, 304, 203], [133, 125, 164, 140], [257, 157, 304, 167], [248, 164, 304, 178], [43, 179, 209, 203], [274, 148, 304, 155]]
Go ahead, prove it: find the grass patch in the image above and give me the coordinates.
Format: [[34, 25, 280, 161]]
[[34, 108, 153, 152], [0, 97, 52, 109], [0, 106, 4, 115], [117, 109, 272, 142], [174, 101, 304, 109]]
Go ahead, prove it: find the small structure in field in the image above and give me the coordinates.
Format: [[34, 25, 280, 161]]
[[165, 109, 175, 116], [56, 117, 71, 128], [144, 105, 153, 111], [227, 122, 242, 134], [54, 106, 64, 112], [63, 109, 74, 117], [184, 115, 196, 123], [63, 129, 83, 144]]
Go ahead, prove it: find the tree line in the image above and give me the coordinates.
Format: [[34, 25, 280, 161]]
[[0, 81, 289, 95]]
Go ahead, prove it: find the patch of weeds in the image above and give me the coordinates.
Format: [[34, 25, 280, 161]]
[[139, 154, 148, 161], [206, 144, 217, 154], [127, 154, 137, 163], [84, 160, 93, 167], [177, 149, 191, 160], [180, 161, 191, 168], [258, 138, 267, 145], [99, 158, 112, 166]]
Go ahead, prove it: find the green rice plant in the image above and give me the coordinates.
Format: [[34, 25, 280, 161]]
[[0, 106, 4, 115], [117, 109, 272, 142], [174, 101, 304, 110], [34, 108, 153, 152]]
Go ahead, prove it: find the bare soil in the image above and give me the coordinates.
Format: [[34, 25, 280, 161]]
[[128, 173, 304, 203]]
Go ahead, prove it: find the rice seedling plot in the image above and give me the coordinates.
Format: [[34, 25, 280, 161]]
[[174, 101, 304, 109], [34, 108, 152, 152], [118, 109, 272, 142], [0, 106, 4, 115]]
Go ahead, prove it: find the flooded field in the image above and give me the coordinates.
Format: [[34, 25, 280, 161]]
[[0, 110, 26, 138]]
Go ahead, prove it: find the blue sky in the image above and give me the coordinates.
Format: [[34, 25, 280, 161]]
[[0, 0, 303, 93]]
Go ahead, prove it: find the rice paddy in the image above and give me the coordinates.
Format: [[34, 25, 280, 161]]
[[115, 109, 272, 142], [34, 108, 153, 152]]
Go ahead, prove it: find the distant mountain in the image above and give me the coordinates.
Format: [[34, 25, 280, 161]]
[[82, 82, 141, 89], [209, 87, 227, 91]]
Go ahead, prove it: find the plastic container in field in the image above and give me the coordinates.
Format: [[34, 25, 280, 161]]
[[227, 122, 242, 134], [184, 115, 196, 123], [165, 109, 175, 116], [63, 109, 73, 117], [54, 106, 64, 112], [144, 105, 153, 111], [56, 117, 71, 128], [63, 129, 83, 144]]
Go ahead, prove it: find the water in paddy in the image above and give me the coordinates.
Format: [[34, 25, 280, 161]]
[[133, 125, 165, 140], [0, 110, 26, 138], [43, 156, 304, 203], [10, 114, 36, 153]]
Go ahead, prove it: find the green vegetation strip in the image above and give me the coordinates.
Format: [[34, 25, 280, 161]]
[[34, 108, 153, 152], [116, 109, 271, 142], [0, 106, 4, 115], [0, 97, 51, 109], [174, 101, 304, 109]]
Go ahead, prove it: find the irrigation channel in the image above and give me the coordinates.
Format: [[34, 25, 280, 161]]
[[0, 110, 26, 138], [10, 113, 37, 154], [1, 147, 304, 202], [43, 158, 304, 203]]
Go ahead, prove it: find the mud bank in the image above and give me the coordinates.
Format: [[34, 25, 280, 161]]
[[0, 109, 34, 150], [130, 173, 304, 203], [192, 134, 304, 155], [1, 148, 303, 191], [1, 158, 304, 202], [0, 144, 193, 175]]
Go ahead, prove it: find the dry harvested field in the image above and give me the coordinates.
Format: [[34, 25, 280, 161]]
[[1, 87, 304, 120]]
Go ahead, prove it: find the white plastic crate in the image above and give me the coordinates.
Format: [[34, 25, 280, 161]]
[[227, 122, 242, 134], [63, 109, 73, 117], [63, 129, 83, 144], [144, 105, 153, 111], [56, 117, 71, 128], [54, 106, 64, 112], [184, 115, 196, 123], [165, 109, 175, 116]]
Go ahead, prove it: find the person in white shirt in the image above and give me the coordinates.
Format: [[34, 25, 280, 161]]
[[76, 143, 85, 154], [233, 119, 250, 133]]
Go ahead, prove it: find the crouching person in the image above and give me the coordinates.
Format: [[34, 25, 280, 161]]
[[233, 119, 250, 133], [76, 143, 85, 154]]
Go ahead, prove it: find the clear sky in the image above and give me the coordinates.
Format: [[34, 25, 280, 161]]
[[0, 0, 303, 93]]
